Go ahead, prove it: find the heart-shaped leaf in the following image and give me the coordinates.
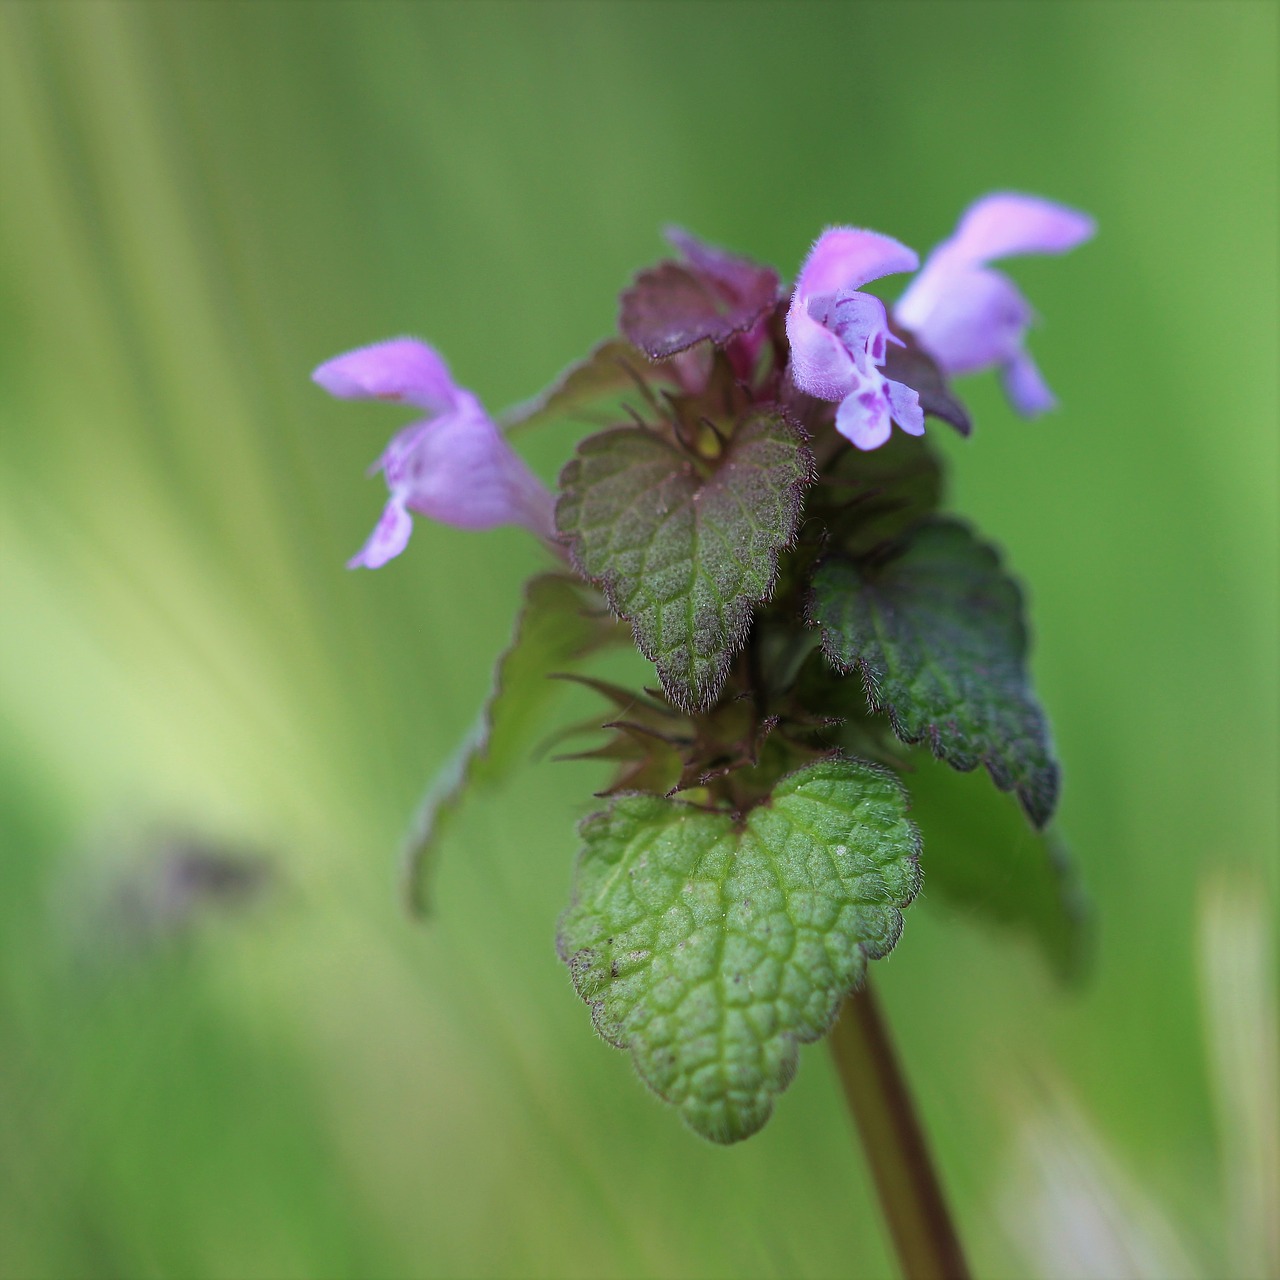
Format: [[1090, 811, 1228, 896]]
[[558, 756, 921, 1142], [808, 519, 1059, 827], [556, 406, 813, 711]]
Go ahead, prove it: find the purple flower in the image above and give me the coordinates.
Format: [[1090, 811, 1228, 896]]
[[894, 193, 1095, 416], [313, 338, 554, 569], [786, 228, 924, 450]]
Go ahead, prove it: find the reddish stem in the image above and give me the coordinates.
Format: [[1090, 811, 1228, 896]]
[[829, 980, 972, 1280]]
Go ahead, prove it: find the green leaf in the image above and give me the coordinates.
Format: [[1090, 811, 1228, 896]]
[[557, 756, 921, 1143], [907, 752, 1088, 982], [818, 430, 945, 557], [556, 406, 814, 711], [808, 519, 1059, 827], [403, 573, 616, 915], [499, 339, 661, 436], [785, 649, 913, 771]]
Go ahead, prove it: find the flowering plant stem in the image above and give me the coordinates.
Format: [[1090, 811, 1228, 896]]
[[320, 204, 1093, 1157], [829, 981, 972, 1280]]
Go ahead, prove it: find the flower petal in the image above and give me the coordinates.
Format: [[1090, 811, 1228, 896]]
[[948, 193, 1096, 266], [835, 386, 893, 451], [896, 193, 1093, 337], [313, 338, 459, 414], [786, 301, 859, 402], [393, 395, 554, 535], [1001, 349, 1058, 417], [886, 379, 925, 436], [823, 292, 891, 373], [794, 227, 919, 299], [788, 229, 917, 403], [904, 266, 1032, 376], [348, 500, 413, 570]]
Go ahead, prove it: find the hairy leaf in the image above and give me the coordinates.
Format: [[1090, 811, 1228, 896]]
[[556, 407, 813, 711], [558, 757, 921, 1142], [620, 230, 780, 360], [907, 753, 1088, 981], [403, 574, 616, 914], [785, 650, 912, 771], [818, 430, 945, 556], [809, 519, 1059, 827]]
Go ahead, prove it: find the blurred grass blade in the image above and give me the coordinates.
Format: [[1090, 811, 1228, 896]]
[[1197, 869, 1280, 1280]]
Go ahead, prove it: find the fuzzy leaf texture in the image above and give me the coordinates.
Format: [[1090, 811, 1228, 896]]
[[557, 757, 921, 1143], [907, 753, 1088, 981], [403, 574, 614, 914], [817, 430, 946, 557], [809, 519, 1059, 827], [619, 231, 780, 359], [556, 407, 813, 711]]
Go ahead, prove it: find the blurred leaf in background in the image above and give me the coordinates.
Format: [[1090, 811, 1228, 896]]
[[0, 2, 1275, 1277]]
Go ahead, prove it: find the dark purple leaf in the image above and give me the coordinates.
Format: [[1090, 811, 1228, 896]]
[[620, 230, 780, 361]]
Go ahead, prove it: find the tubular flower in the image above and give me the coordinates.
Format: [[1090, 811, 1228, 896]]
[[785, 229, 924, 450], [894, 193, 1095, 416], [313, 338, 554, 569]]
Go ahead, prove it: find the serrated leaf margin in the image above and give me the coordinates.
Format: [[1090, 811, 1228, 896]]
[[807, 518, 1060, 828], [556, 755, 922, 1142], [556, 407, 815, 711]]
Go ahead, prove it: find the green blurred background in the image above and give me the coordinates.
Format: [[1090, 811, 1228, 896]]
[[1, 3, 1275, 1277]]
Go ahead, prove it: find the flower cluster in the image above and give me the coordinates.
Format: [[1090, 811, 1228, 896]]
[[316, 193, 1092, 567]]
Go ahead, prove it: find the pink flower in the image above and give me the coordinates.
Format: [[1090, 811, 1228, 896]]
[[785, 229, 924, 450], [313, 338, 554, 569], [894, 194, 1095, 415]]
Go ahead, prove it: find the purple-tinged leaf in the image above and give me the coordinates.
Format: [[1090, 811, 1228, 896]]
[[620, 232, 780, 360], [808, 518, 1059, 828], [556, 406, 814, 711]]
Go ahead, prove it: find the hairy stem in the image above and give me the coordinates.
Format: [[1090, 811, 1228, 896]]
[[829, 980, 971, 1280]]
